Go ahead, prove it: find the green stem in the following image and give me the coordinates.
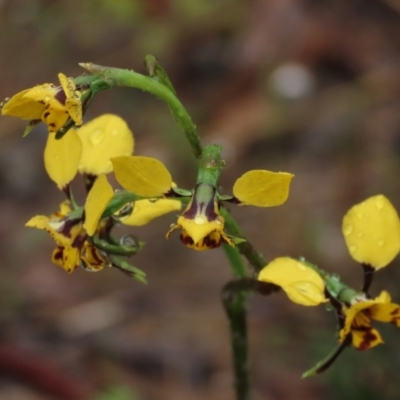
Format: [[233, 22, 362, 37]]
[[221, 208, 267, 273], [79, 61, 203, 159], [221, 275, 280, 400], [221, 245, 249, 400]]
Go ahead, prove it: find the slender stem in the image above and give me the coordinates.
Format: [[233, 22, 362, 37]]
[[79, 62, 203, 159], [361, 263, 375, 293], [221, 207, 267, 273], [221, 245, 249, 400], [221, 275, 280, 400], [301, 335, 352, 378]]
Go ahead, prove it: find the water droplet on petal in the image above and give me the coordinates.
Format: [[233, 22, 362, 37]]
[[356, 231, 363, 238], [296, 263, 307, 271], [357, 212, 363, 219], [111, 129, 118, 136], [350, 245, 357, 253], [377, 239, 385, 247], [90, 129, 104, 145], [344, 224, 353, 236], [44, 96, 50, 102]]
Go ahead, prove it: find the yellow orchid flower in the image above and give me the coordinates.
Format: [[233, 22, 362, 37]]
[[166, 184, 234, 251], [339, 291, 400, 350], [342, 195, 400, 269], [258, 257, 327, 306], [26, 200, 104, 273], [43, 114, 134, 189], [1, 73, 83, 133], [111, 152, 293, 251], [25, 175, 113, 273]]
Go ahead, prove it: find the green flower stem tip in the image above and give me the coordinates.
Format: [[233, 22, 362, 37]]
[[302, 336, 351, 378], [109, 255, 147, 284], [79, 59, 203, 159]]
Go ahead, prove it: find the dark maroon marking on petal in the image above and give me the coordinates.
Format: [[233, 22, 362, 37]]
[[390, 307, 400, 316], [53, 247, 64, 261], [43, 111, 50, 119], [88, 246, 104, 266], [38, 100, 45, 105], [182, 199, 198, 219], [363, 308, 373, 317], [356, 328, 378, 351], [180, 233, 194, 246], [49, 123, 56, 128], [71, 234, 87, 249], [203, 234, 221, 249], [182, 183, 219, 221], [55, 90, 67, 105], [60, 218, 82, 238]]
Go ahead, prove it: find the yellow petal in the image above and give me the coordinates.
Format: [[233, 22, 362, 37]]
[[83, 174, 114, 236], [26, 215, 71, 247], [112, 156, 172, 197], [233, 170, 294, 207], [342, 195, 400, 269], [368, 291, 400, 326], [23, 84, 65, 112], [180, 230, 223, 251], [44, 130, 82, 189], [352, 327, 383, 350], [52, 246, 80, 273], [58, 73, 82, 125], [177, 214, 224, 244], [258, 257, 326, 306], [120, 198, 182, 226], [78, 114, 134, 175], [1, 87, 47, 119], [80, 242, 105, 271]]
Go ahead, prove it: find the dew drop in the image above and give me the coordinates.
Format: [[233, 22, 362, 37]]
[[375, 198, 384, 210], [356, 231, 363, 238], [357, 212, 363, 219], [90, 129, 104, 145], [377, 239, 385, 247], [111, 129, 118, 136], [350, 245, 357, 253], [296, 263, 307, 271], [344, 224, 353, 236], [44, 96, 50, 102]]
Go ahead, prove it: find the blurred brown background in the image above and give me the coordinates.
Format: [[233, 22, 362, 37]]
[[1, 0, 400, 399]]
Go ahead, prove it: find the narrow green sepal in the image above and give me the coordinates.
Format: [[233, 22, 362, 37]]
[[144, 55, 177, 95], [23, 120, 41, 137], [302, 336, 351, 378], [101, 191, 141, 218], [92, 234, 145, 256], [110, 255, 147, 284], [229, 236, 247, 245], [68, 205, 84, 220], [218, 194, 235, 202], [171, 187, 192, 197]]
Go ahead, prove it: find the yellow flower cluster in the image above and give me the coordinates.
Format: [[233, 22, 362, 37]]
[[258, 195, 400, 352], [2, 77, 183, 273], [111, 156, 294, 251]]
